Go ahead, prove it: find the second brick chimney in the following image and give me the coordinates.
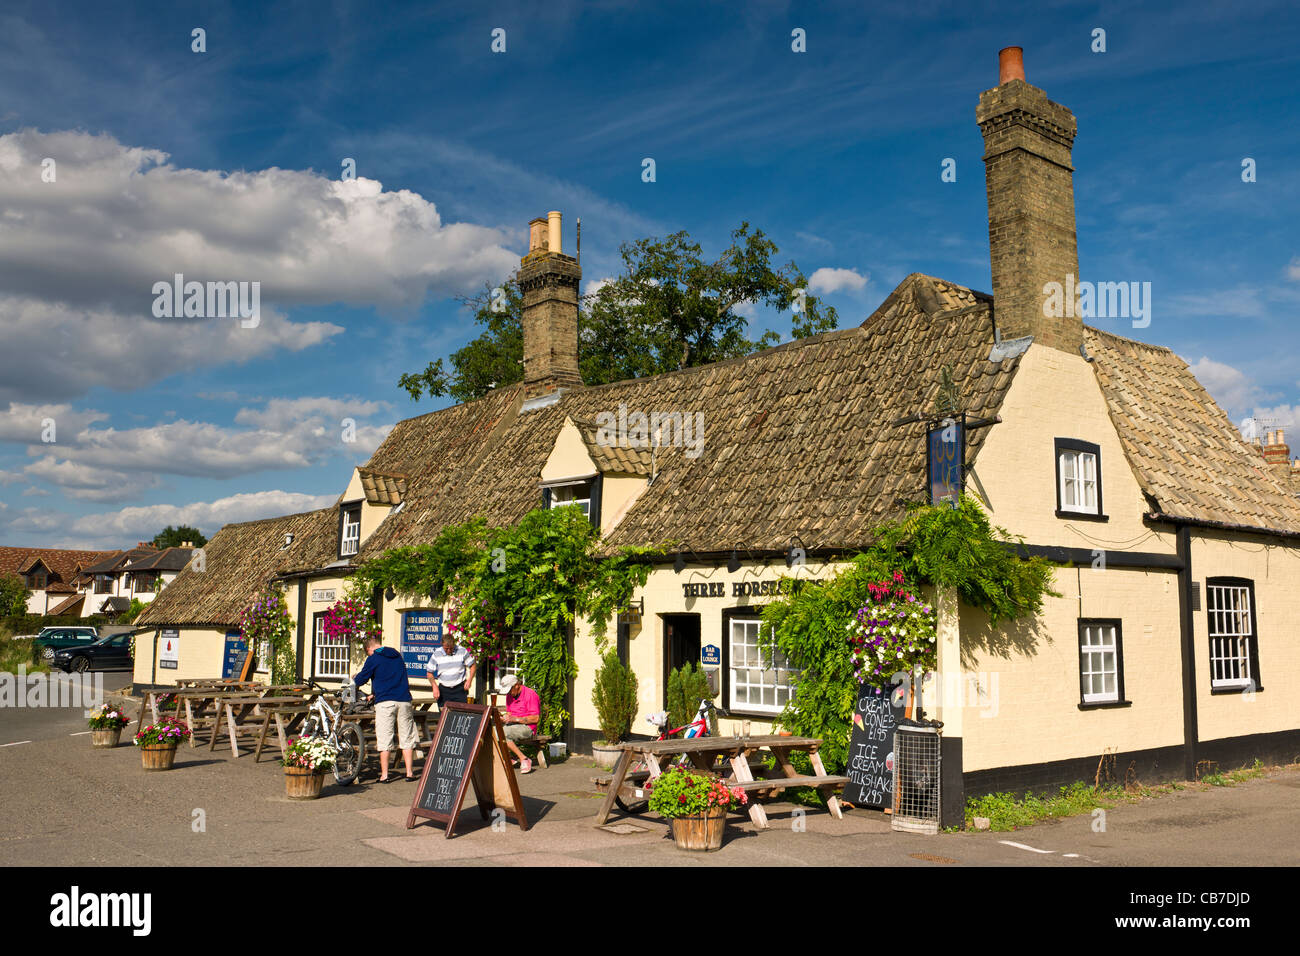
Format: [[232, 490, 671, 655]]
[[518, 210, 582, 402], [977, 47, 1083, 354]]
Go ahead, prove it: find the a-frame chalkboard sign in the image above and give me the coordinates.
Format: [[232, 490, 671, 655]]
[[406, 702, 529, 837]]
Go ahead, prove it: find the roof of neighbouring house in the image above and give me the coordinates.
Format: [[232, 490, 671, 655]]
[[46, 593, 86, 615], [0, 547, 119, 584], [81, 546, 158, 575], [121, 547, 195, 573]]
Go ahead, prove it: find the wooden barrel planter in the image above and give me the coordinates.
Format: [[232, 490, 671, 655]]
[[140, 743, 178, 771], [284, 767, 326, 800], [91, 728, 122, 748], [670, 807, 728, 851]]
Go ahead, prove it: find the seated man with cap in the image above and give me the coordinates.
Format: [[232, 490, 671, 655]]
[[495, 674, 540, 774]]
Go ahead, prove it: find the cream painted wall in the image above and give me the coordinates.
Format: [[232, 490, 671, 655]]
[[540, 419, 597, 483], [133, 627, 235, 686], [1191, 530, 1300, 744], [972, 344, 1176, 556], [956, 564, 1185, 771], [338, 469, 393, 546]]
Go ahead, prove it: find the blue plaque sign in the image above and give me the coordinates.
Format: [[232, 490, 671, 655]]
[[700, 643, 721, 666], [400, 609, 444, 676]]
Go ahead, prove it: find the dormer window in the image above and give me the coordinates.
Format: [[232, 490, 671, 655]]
[[542, 476, 602, 528], [28, 570, 47, 590], [1055, 438, 1106, 520], [338, 502, 362, 558]]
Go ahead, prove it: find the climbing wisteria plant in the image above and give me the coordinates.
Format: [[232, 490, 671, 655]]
[[239, 584, 296, 685]]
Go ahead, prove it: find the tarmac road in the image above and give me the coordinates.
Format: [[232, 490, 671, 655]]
[[1, 688, 1296, 867]]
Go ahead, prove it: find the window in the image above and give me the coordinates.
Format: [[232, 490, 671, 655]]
[[133, 573, 157, 593], [28, 571, 47, 590], [546, 479, 592, 516], [1078, 620, 1126, 706], [313, 613, 351, 680], [488, 631, 525, 691], [95, 575, 112, 594], [1055, 438, 1105, 519], [1207, 578, 1261, 692], [727, 615, 798, 715], [254, 639, 270, 675], [339, 502, 361, 558]]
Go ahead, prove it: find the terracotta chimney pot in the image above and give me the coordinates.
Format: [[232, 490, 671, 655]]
[[999, 46, 1025, 84]]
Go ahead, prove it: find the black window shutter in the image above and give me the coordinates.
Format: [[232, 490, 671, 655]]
[[589, 475, 603, 529], [541, 487, 553, 509]]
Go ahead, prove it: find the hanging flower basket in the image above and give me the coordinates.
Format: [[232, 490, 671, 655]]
[[284, 766, 326, 800]]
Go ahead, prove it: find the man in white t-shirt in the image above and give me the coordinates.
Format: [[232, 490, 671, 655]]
[[426, 632, 476, 707]]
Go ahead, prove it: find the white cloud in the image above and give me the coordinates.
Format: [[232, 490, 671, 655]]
[[0, 490, 339, 550], [0, 128, 522, 401], [22, 456, 158, 502], [1287, 257, 1300, 282], [808, 267, 869, 295], [582, 277, 615, 297], [0, 403, 109, 443], [1189, 356, 1263, 416]]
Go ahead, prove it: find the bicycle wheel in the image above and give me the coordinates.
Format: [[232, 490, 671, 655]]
[[333, 722, 365, 786], [613, 757, 653, 814]]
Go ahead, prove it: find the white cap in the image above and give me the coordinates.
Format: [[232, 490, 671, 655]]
[[496, 674, 519, 695]]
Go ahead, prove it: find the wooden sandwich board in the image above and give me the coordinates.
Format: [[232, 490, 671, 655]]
[[406, 701, 529, 837]]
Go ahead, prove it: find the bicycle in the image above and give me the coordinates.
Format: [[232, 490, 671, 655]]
[[614, 697, 728, 814], [297, 680, 367, 786]]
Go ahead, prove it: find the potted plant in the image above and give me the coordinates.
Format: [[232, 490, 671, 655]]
[[647, 767, 748, 851], [133, 716, 191, 770], [591, 650, 638, 770], [281, 736, 338, 800], [87, 703, 130, 748]]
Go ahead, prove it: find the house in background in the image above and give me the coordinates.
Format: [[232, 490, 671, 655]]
[[0, 546, 117, 615], [77, 544, 197, 618]]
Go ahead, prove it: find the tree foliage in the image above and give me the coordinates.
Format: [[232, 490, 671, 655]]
[[592, 650, 639, 745], [151, 525, 207, 549], [398, 223, 838, 402], [0, 573, 30, 617], [666, 662, 715, 737]]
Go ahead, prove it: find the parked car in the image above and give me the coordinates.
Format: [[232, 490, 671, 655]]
[[32, 626, 100, 662], [54, 633, 133, 673]]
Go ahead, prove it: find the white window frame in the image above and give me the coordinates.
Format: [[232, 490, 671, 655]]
[[1079, 622, 1120, 703], [340, 507, 361, 557], [727, 616, 798, 715], [547, 478, 593, 517], [312, 614, 351, 680], [1058, 448, 1099, 514], [1207, 582, 1255, 689]]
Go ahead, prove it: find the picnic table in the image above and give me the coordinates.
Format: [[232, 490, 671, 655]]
[[135, 681, 263, 735], [338, 697, 442, 753], [593, 735, 849, 830], [207, 688, 317, 758]]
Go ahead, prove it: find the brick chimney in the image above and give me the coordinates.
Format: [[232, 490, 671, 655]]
[[1262, 428, 1291, 471], [977, 47, 1082, 354], [518, 210, 582, 401]]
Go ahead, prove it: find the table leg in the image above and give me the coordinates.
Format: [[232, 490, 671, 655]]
[[595, 749, 633, 826], [254, 715, 271, 762], [276, 713, 291, 754], [208, 699, 224, 750], [185, 699, 199, 747], [808, 748, 844, 819], [730, 753, 770, 829]]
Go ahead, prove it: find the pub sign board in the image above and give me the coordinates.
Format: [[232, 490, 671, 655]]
[[221, 630, 249, 680], [927, 417, 964, 508], [400, 608, 443, 677], [843, 681, 906, 810], [159, 628, 180, 670], [407, 702, 528, 837]]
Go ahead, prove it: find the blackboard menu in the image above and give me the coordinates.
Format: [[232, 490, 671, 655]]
[[843, 681, 906, 809], [408, 702, 490, 834], [221, 631, 248, 680]]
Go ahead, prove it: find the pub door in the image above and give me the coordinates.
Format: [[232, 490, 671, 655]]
[[661, 613, 701, 709]]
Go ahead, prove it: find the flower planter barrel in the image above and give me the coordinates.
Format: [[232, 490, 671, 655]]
[[91, 728, 122, 748], [285, 767, 326, 800], [140, 743, 178, 771], [671, 807, 727, 851]]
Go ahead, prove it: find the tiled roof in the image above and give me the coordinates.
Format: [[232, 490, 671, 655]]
[[0, 547, 118, 584], [122, 547, 195, 573], [1085, 326, 1300, 534], [360, 274, 1022, 556], [136, 509, 338, 627], [357, 469, 408, 505], [46, 593, 85, 615], [571, 418, 654, 476], [83, 546, 158, 575]]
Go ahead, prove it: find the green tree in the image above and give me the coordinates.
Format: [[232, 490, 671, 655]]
[[0, 573, 30, 616], [151, 525, 207, 549], [398, 223, 838, 402]]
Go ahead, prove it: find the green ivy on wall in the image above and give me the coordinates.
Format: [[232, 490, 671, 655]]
[[759, 495, 1057, 776], [351, 506, 657, 738]]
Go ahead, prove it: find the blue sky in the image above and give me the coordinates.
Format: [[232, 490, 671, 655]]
[[2, 0, 1298, 548]]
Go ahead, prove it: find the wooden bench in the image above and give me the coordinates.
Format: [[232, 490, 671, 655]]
[[210, 694, 318, 758]]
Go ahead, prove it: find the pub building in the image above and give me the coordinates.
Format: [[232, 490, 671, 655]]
[[137, 49, 1300, 817]]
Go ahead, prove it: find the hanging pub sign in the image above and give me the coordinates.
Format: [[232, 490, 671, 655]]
[[400, 608, 443, 677], [927, 415, 965, 507]]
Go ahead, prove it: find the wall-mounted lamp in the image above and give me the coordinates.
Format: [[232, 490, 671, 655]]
[[384, 587, 396, 602], [673, 547, 686, 574], [727, 545, 744, 574], [785, 535, 807, 568]]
